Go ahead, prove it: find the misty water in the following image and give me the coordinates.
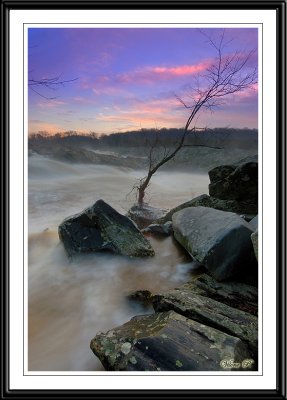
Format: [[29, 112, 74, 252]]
[[28, 154, 209, 371]]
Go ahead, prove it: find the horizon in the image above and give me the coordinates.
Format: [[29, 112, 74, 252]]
[[28, 27, 258, 135], [28, 125, 259, 138]]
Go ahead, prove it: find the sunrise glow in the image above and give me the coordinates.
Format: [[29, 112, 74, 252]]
[[28, 27, 258, 135]]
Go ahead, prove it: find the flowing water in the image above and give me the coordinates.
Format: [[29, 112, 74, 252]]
[[28, 154, 209, 371]]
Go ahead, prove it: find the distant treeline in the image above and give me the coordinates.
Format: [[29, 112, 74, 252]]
[[28, 127, 258, 150]]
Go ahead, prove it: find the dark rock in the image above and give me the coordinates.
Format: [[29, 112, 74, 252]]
[[179, 273, 258, 316], [127, 204, 168, 229], [141, 221, 173, 236], [153, 290, 258, 354], [172, 206, 256, 281], [240, 214, 257, 222], [209, 164, 236, 183], [208, 155, 258, 208], [126, 290, 153, 307], [58, 199, 155, 258], [90, 310, 254, 371], [156, 194, 257, 224]]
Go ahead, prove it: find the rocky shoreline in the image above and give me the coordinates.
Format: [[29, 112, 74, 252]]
[[59, 155, 259, 371], [90, 273, 258, 371]]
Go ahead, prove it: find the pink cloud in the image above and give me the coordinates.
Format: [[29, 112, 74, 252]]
[[97, 113, 183, 128], [151, 62, 209, 76], [96, 95, 186, 130], [83, 60, 211, 91], [233, 83, 258, 99], [105, 96, 180, 117], [115, 61, 210, 85]]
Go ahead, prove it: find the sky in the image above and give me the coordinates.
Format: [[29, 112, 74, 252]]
[[28, 27, 258, 135]]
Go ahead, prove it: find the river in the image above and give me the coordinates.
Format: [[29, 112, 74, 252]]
[[28, 154, 209, 371]]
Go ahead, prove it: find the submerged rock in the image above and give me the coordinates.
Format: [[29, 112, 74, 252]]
[[141, 221, 173, 236], [126, 289, 154, 307], [58, 199, 155, 258], [127, 204, 168, 229], [90, 310, 253, 371], [172, 206, 256, 281], [153, 290, 258, 354]]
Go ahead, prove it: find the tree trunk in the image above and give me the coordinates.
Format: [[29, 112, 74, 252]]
[[138, 188, 145, 207], [137, 172, 153, 207]]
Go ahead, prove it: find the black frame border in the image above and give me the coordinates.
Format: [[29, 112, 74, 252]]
[[1, 1, 286, 399]]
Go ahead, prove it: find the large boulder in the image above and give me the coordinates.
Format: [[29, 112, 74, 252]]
[[58, 199, 155, 258], [172, 206, 256, 281], [153, 290, 258, 354], [90, 310, 253, 371], [156, 194, 257, 224], [208, 155, 258, 209]]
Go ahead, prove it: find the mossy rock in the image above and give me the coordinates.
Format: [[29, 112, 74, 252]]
[[59, 199, 155, 258], [90, 310, 254, 371]]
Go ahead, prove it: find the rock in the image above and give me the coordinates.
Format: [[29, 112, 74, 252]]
[[249, 215, 258, 230], [172, 206, 256, 281], [141, 221, 173, 236], [209, 164, 236, 183], [156, 195, 210, 224], [127, 204, 168, 229], [251, 230, 258, 261], [90, 310, 254, 371], [156, 194, 257, 224], [240, 214, 257, 223], [179, 273, 258, 316], [208, 155, 258, 208], [58, 199, 155, 258], [153, 291, 258, 354], [126, 290, 153, 307]]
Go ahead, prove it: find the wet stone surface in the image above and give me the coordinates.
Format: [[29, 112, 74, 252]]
[[90, 310, 254, 371]]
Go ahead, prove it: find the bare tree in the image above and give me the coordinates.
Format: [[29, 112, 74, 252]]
[[134, 30, 257, 207], [28, 75, 78, 100]]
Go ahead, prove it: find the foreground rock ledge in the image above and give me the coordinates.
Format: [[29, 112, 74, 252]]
[[90, 310, 253, 371], [153, 288, 258, 354], [182, 273, 258, 316], [58, 199, 155, 258]]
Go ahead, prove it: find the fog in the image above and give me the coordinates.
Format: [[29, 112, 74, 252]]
[[28, 154, 209, 371]]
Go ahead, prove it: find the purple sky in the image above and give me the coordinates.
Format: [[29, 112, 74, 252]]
[[28, 27, 258, 135]]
